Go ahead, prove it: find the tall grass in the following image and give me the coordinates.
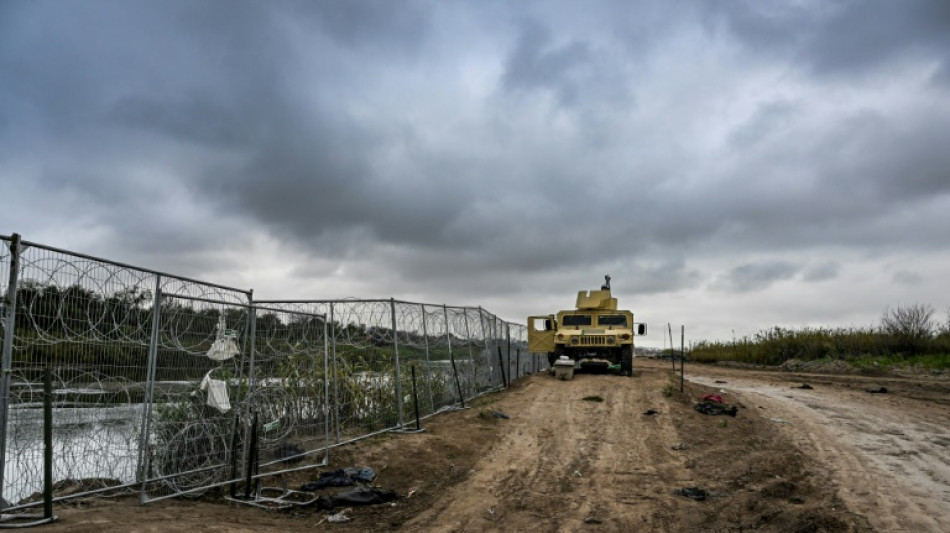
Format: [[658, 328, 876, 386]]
[[691, 326, 950, 369]]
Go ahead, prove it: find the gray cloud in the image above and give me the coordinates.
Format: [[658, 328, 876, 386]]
[[893, 271, 923, 285], [704, 0, 950, 81], [2, 1, 950, 342], [803, 261, 840, 282], [713, 261, 800, 293]]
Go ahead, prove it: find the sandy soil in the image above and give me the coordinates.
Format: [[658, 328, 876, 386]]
[[25, 359, 950, 532]]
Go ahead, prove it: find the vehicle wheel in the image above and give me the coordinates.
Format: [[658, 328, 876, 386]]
[[620, 346, 633, 377]]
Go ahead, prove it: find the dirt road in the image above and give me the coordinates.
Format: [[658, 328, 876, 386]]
[[37, 359, 950, 532], [689, 366, 950, 532]]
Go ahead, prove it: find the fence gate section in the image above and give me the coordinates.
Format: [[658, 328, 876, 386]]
[[139, 294, 328, 502]]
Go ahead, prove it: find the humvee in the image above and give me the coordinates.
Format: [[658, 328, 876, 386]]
[[528, 276, 646, 377]]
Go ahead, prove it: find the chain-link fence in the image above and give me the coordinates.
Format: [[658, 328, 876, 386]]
[[0, 234, 544, 511]]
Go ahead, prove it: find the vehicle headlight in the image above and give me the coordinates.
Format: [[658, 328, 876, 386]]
[[557, 333, 564, 340], [620, 333, 631, 340]]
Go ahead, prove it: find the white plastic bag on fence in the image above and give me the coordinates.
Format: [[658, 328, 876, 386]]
[[207, 314, 240, 361], [207, 337, 240, 361], [200, 371, 231, 413]]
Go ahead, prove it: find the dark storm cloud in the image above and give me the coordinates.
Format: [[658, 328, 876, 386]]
[[501, 19, 594, 106], [2, 0, 950, 322], [289, 0, 429, 51], [706, 0, 950, 81], [713, 261, 800, 293]]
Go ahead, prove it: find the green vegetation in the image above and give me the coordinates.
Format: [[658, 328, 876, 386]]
[[690, 304, 950, 370], [661, 382, 674, 398]]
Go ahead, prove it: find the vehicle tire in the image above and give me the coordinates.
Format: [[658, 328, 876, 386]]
[[620, 346, 633, 377]]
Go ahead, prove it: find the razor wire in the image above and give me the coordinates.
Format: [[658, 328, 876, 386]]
[[0, 239, 252, 509], [0, 234, 544, 512]]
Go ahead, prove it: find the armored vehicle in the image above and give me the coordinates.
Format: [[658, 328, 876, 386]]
[[528, 276, 646, 377]]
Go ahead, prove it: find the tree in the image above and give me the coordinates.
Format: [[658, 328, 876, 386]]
[[880, 304, 934, 357]]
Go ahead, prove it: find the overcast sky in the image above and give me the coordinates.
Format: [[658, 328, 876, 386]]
[[2, 0, 949, 347]]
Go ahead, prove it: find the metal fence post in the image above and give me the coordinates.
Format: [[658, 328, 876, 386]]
[[322, 315, 331, 461], [137, 279, 163, 503], [506, 323, 512, 382], [241, 290, 258, 481], [0, 233, 22, 506], [390, 298, 404, 428], [420, 304, 434, 414], [444, 305, 464, 407], [330, 302, 340, 443]]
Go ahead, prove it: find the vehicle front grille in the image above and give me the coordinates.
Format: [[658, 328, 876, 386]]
[[578, 335, 608, 346]]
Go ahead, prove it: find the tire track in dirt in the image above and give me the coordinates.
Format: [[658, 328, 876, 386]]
[[689, 370, 950, 532], [403, 367, 685, 532]]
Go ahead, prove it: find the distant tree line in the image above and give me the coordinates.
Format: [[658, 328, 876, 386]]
[[4, 281, 505, 381]]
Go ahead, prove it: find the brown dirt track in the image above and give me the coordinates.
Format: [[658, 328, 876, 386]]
[[36, 359, 950, 532]]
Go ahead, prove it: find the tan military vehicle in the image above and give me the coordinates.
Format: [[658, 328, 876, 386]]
[[528, 276, 646, 377]]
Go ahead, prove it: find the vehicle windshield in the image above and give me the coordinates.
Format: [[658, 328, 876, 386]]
[[562, 314, 592, 326], [598, 315, 627, 326]]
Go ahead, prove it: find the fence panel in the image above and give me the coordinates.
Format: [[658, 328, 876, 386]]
[[247, 304, 329, 480], [0, 238, 251, 510], [139, 293, 252, 501], [1, 241, 157, 509]]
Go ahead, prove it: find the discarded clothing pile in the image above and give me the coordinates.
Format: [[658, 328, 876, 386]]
[[694, 394, 737, 416], [300, 467, 377, 490], [298, 466, 395, 510], [310, 486, 398, 510]]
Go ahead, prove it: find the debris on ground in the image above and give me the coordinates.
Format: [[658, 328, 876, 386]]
[[492, 411, 510, 419], [584, 516, 603, 524], [793, 383, 814, 390], [767, 417, 791, 424], [325, 510, 350, 523], [310, 486, 399, 510], [671, 443, 687, 450], [300, 467, 376, 490], [714, 380, 727, 384], [867, 387, 888, 394], [694, 395, 738, 416], [673, 487, 708, 501], [643, 409, 660, 415]]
